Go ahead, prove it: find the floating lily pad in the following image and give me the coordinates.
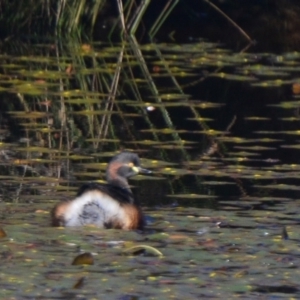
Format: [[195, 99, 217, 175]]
[[0, 227, 7, 238], [72, 252, 94, 265], [210, 73, 257, 81], [244, 116, 271, 121], [166, 194, 217, 199]]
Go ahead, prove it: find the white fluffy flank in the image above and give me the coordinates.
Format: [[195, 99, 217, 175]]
[[63, 190, 126, 227]]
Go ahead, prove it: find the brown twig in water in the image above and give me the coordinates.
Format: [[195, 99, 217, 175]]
[[225, 115, 236, 133]]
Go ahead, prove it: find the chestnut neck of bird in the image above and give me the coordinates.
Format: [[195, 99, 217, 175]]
[[106, 161, 133, 191], [107, 176, 131, 191]]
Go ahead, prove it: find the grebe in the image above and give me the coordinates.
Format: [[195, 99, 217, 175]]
[[51, 152, 151, 230]]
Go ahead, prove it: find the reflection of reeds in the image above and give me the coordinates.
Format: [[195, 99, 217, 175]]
[[55, 0, 108, 36], [0, 1, 225, 201], [149, 0, 180, 39], [97, 43, 124, 145]]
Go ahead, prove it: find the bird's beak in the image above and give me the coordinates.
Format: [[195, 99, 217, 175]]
[[135, 166, 152, 174]]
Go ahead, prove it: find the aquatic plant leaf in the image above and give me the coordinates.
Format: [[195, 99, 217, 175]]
[[69, 155, 93, 160], [159, 168, 190, 175], [202, 181, 235, 186], [79, 162, 107, 170], [85, 138, 120, 143], [73, 276, 86, 289], [187, 117, 213, 122], [71, 110, 115, 115], [251, 79, 292, 87], [254, 184, 300, 190], [234, 146, 276, 151], [72, 252, 94, 265], [0, 227, 7, 238], [158, 93, 191, 100], [123, 245, 163, 257], [280, 117, 300, 121], [8, 111, 50, 119], [140, 128, 187, 134], [64, 98, 103, 104], [18, 69, 69, 79], [244, 117, 271, 121], [14, 146, 61, 153], [166, 194, 217, 199], [126, 140, 164, 145], [210, 73, 257, 81]]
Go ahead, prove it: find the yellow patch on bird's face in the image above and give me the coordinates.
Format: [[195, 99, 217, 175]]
[[132, 166, 139, 173], [126, 162, 139, 174]]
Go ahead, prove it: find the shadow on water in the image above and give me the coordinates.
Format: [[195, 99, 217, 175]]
[[1, 1, 300, 298]]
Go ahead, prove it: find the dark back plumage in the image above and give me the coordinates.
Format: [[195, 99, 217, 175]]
[[76, 182, 135, 204]]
